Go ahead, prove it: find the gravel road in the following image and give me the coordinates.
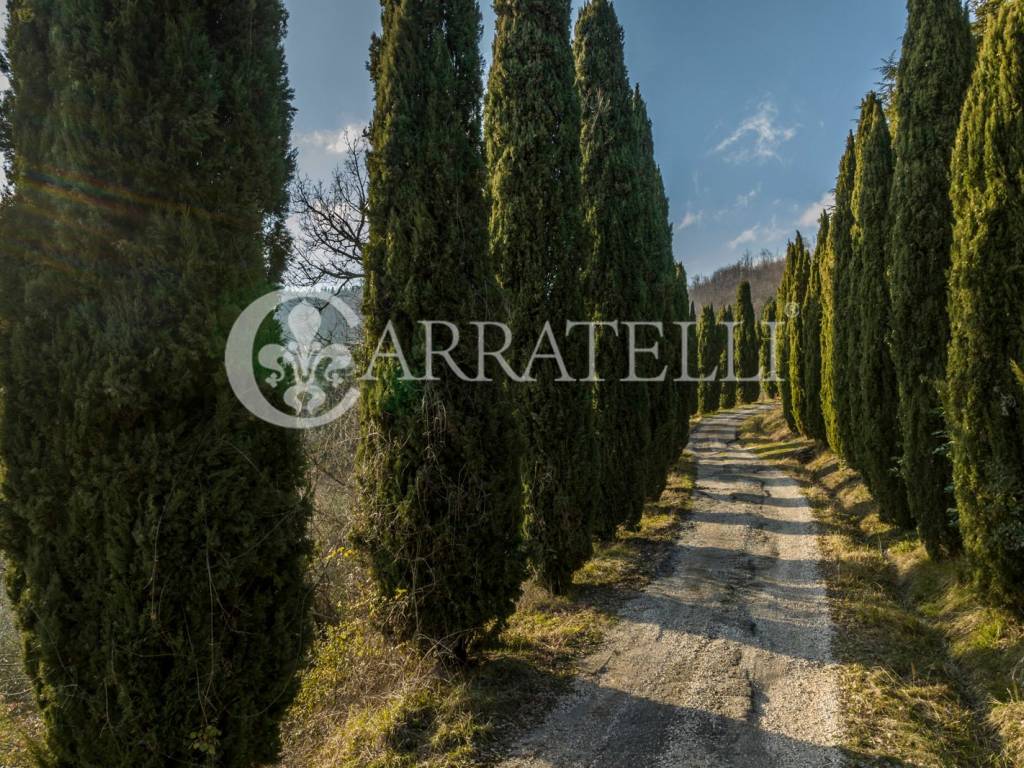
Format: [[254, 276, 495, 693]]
[[498, 406, 844, 768]]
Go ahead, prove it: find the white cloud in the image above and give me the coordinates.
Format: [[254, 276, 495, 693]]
[[727, 217, 788, 251], [797, 191, 835, 228], [736, 186, 760, 208], [714, 101, 798, 164], [678, 210, 704, 231], [728, 226, 760, 250], [298, 123, 367, 155]]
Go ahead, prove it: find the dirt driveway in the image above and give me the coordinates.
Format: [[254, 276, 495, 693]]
[[498, 406, 843, 767]]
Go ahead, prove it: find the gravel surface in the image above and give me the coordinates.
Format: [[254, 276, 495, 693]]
[[498, 406, 843, 768]]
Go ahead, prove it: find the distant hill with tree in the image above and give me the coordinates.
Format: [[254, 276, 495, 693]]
[[688, 249, 785, 313]]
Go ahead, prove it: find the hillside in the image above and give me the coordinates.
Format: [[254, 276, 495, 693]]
[[688, 250, 785, 313]]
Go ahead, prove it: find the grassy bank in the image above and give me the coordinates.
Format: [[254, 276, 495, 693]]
[[279, 451, 697, 768], [0, 563, 43, 768], [0, 425, 696, 768], [742, 408, 1023, 768]]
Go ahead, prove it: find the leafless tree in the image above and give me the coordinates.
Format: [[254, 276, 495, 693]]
[[289, 129, 368, 289]]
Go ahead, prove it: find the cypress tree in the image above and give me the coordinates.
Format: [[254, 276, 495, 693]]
[[946, 2, 1024, 611], [759, 300, 779, 400], [358, 0, 525, 653], [801, 212, 830, 441], [850, 94, 912, 528], [697, 303, 721, 413], [633, 85, 679, 499], [821, 133, 858, 459], [888, 0, 974, 556], [718, 305, 738, 410], [0, 2, 310, 764], [787, 233, 812, 434], [575, 0, 650, 533], [777, 241, 796, 430], [688, 299, 700, 416], [671, 266, 693, 453], [972, 0, 1007, 38], [485, 0, 594, 593], [735, 282, 760, 404]]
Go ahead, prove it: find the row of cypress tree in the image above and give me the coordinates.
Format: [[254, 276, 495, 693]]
[[693, 281, 760, 416], [772, 0, 1024, 614], [0, 0, 692, 759], [356, 0, 694, 658]]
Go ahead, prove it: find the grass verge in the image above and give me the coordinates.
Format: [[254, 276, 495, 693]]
[[742, 407, 1023, 768], [279, 451, 697, 768]]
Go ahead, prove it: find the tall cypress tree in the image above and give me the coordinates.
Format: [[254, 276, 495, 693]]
[[850, 94, 912, 528], [688, 299, 700, 416], [735, 282, 760, 404], [801, 212, 830, 442], [821, 133, 858, 459], [0, 2, 310, 764], [575, 0, 650, 533], [888, 0, 974, 556], [787, 233, 812, 434], [718, 305, 738, 410], [633, 85, 679, 499], [485, 0, 594, 593], [777, 240, 797, 430], [358, 0, 525, 654], [671, 266, 694, 452], [759, 300, 779, 400], [697, 303, 721, 413], [946, 2, 1024, 611], [972, 0, 1007, 38]]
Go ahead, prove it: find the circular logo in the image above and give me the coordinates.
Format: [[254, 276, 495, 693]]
[[785, 302, 800, 319], [225, 290, 361, 429]]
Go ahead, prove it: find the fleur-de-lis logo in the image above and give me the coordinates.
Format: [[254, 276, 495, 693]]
[[225, 291, 361, 429], [258, 301, 354, 417]]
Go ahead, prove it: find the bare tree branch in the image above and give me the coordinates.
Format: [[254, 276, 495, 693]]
[[288, 129, 368, 290]]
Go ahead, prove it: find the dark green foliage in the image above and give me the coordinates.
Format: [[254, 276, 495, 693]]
[[786, 234, 812, 434], [759, 300, 779, 400], [777, 240, 797, 431], [575, 0, 650, 534], [688, 300, 700, 416], [671, 267, 694, 451], [821, 133, 858, 459], [358, 0, 525, 652], [718, 305, 738, 410], [888, 0, 974, 556], [946, 2, 1024, 612], [850, 94, 912, 528], [697, 303, 721, 413], [0, 2, 311, 764], [800, 212, 829, 442], [633, 85, 682, 501], [485, 0, 594, 593], [735, 282, 760, 404]]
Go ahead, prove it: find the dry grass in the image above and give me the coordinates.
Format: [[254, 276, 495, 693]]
[[0, 418, 697, 768], [0, 561, 43, 768], [278, 451, 697, 768], [742, 408, 1024, 767]]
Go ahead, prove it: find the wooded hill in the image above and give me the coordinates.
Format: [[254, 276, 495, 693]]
[[689, 250, 786, 315]]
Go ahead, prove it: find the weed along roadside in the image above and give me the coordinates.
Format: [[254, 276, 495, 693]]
[[741, 407, 1024, 767], [1, 1, 1023, 766], [275, 453, 697, 767]]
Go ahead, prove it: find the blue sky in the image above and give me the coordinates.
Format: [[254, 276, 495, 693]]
[[287, 1, 908, 278]]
